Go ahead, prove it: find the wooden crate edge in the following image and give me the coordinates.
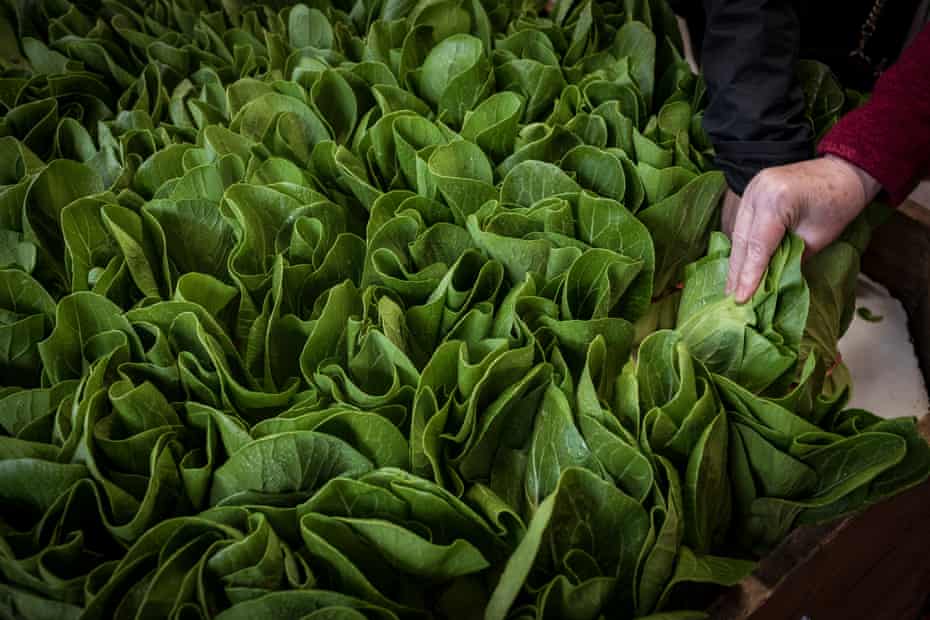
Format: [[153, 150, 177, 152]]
[[708, 412, 930, 619]]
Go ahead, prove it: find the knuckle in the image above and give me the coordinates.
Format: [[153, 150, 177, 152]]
[[771, 199, 797, 225], [769, 180, 792, 203], [756, 169, 780, 187], [766, 186, 800, 225], [746, 238, 767, 261]]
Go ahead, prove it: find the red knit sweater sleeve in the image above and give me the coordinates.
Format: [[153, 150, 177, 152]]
[[818, 25, 930, 206]]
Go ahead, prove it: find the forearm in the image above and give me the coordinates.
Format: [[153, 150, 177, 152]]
[[700, 0, 813, 193]]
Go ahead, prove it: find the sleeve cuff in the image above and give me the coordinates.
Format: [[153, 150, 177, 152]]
[[818, 111, 928, 207]]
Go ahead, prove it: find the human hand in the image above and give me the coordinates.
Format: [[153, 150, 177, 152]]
[[723, 155, 881, 303]]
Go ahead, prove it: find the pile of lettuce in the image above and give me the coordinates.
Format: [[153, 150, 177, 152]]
[[1, 0, 928, 618]]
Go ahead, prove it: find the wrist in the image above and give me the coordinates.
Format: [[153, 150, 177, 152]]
[[823, 154, 882, 203]]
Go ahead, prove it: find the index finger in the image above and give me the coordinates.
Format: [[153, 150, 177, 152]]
[[726, 192, 755, 296], [734, 201, 787, 303]]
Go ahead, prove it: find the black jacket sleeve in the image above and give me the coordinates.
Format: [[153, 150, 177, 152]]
[[699, 0, 814, 193]]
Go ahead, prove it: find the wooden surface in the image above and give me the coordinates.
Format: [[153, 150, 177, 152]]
[[708, 206, 930, 620], [708, 417, 930, 620]]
